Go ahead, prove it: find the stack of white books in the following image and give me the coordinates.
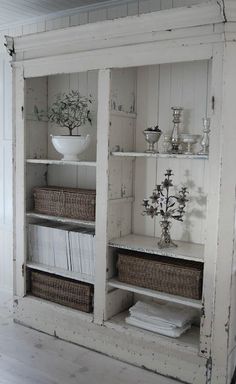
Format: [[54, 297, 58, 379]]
[[69, 227, 95, 276], [126, 301, 198, 338], [28, 222, 68, 268], [28, 222, 95, 280]]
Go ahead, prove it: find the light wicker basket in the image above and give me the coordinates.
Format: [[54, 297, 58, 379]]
[[33, 186, 96, 221], [117, 253, 203, 300], [29, 270, 93, 312]]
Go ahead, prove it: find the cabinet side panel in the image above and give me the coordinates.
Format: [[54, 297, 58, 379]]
[[199, 44, 224, 362], [211, 42, 236, 383], [13, 65, 26, 297]]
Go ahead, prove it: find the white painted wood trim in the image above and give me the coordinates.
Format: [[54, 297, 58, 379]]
[[111, 151, 208, 160], [108, 278, 202, 309], [210, 41, 236, 383], [26, 159, 96, 167], [20, 43, 213, 78], [109, 234, 204, 262], [12, 1, 223, 55], [108, 197, 134, 204], [13, 64, 25, 297], [199, 43, 224, 359], [26, 212, 95, 228], [14, 295, 207, 384], [26, 262, 94, 284], [110, 111, 136, 119], [93, 69, 110, 325]]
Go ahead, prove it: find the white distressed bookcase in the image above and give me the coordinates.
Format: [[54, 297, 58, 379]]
[[8, 1, 236, 383]]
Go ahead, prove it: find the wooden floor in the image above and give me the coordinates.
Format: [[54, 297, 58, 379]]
[[0, 291, 180, 384]]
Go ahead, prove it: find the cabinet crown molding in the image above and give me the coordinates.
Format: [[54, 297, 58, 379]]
[[9, 0, 225, 62]]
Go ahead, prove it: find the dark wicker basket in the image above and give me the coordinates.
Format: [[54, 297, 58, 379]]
[[33, 186, 96, 221], [117, 253, 203, 300], [29, 270, 93, 312]]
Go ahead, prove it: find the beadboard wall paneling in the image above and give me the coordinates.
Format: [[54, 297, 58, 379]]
[[0, 0, 207, 291], [133, 60, 210, 244]]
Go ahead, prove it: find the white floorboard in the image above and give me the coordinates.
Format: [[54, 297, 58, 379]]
[[0, 291, 180, 384]]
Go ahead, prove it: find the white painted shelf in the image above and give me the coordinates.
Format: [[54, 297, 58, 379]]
[[108, 278, 202, 309], [110, 110, 137, 119], [109, 234, 204, 262], [27, 262, 94, 284], [26, 159, 97, 167], [105, 311, 200, 353], [109, 197, 134, 204], [111, 151, 208, 160], [26, 212, 96, 228]]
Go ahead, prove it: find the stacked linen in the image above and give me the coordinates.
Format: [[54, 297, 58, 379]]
[[126, 301, 198, 338]]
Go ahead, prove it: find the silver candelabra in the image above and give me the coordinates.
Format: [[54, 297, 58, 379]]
[[171, 107, 183, 153], [142, 169, 188, 248]]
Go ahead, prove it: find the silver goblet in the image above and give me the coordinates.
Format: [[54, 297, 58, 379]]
[[143, 129, 162, 153], [180, 134, 201, 155]]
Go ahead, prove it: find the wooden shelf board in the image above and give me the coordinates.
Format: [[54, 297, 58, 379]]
[[26, 159, 97, 167], [26, 262, 94, 284], [26, 212, 96, 228], [111, 151, 208, 160], [108, 278, 202, 309], [110, 110, 137, 119], [105, 311, 200, 354], [108, 197, 134, 204], [109, 234, 204, 262]]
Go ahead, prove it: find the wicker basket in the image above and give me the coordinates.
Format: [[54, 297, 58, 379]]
[[29, 270, 93, 312], [117, 253, 203, 300], [33, 186, 96, 221]]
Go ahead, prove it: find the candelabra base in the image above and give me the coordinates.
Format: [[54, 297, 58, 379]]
[[158, 220, 178, 248]]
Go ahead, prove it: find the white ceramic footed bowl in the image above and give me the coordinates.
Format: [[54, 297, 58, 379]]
[[51, 135, 91, 161]]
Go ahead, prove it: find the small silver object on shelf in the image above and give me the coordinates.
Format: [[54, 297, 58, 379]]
[[143, 126, 162, 153], [171, 107, 183, 153], [180, 134, 201, 155], [162, 134, 172, 154], [198, 117, 211, 155]]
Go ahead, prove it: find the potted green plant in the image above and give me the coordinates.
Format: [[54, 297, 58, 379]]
[[35, 90, 92, 161]]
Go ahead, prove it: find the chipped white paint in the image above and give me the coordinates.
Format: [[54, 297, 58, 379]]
[[9, 1, 236, 384], [26, 261, 95, 284], [15, 295, 207, 384], [111, 152, 208, 159], [26, 212, 95, 227], [0, 0, 210, 292], [109, 234, 204, 262], [26, 159, 97, 166]]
